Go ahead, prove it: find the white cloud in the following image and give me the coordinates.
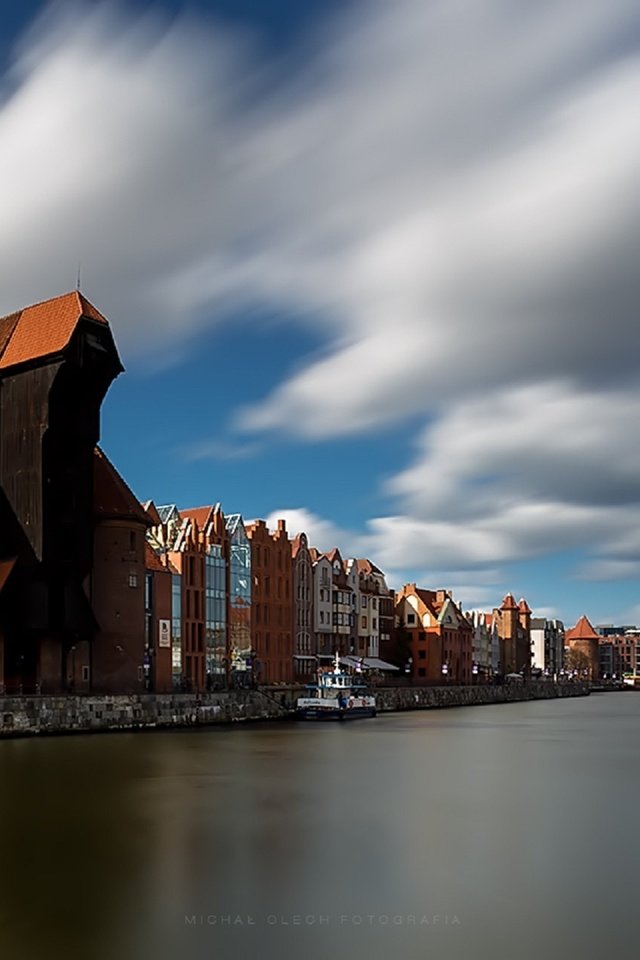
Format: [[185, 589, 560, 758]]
[[264, 508, 353, 555], [2, 0, 639, 598]]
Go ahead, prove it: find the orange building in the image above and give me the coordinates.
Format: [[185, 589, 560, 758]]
[[395, 585, 473, 684], [565, 615, 600, 680], [493, 594, 532, 675], [246, 519, 293, 683]]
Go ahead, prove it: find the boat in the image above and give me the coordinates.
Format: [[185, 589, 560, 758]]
[[296, 653, 377, 720]]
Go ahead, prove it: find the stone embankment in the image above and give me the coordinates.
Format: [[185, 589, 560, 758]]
[[0, 681, 590, 738]]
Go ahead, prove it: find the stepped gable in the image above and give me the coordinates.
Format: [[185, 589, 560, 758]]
[[0, 291, 109, 370]]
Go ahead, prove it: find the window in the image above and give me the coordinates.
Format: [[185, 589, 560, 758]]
[[418, 631, 426, 641], [128, 572, 138, 588], [372, 598, 377, 609], [418, 668, 426, 677], [81, 665, 90, 682], [407, 613, 416, 625], [361, 616, 367, 629], [129, 531, 136, 552], [372, 619, 377, 629], [418, 650, 426, 660], [361, 596, 366, 608]]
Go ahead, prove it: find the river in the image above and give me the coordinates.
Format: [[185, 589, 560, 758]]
[[0, 693, 638, 960]]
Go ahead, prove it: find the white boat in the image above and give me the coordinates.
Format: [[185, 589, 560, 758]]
[[296, 653, 377, 720]]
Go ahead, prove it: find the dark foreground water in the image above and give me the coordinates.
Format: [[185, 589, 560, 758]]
[[1, 694, 638, 960]]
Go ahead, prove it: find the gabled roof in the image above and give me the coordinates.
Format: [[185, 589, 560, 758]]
[[0, 291, 109, 370], [181, 505, 215, 530], [518, 598, 532, 614], [324, 547, 342, 564], [566, 615, 600, 642], [354, 557, 385, 577], [94, 447, 151, 526], [156, 504, 180, 524], [225, 513, 244, 536], [500, 593, 518, 610], [142, 500, 162, 525]]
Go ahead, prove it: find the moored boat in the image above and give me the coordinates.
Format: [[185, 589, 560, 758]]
[[296, 653, 376, 720]]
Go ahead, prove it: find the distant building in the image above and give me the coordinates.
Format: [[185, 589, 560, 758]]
[[530, 617, 564, 677], [565, 615, 600, 680], [598, 631, 640, 680], [492, 594, 532, 675], [395, 585, 473, 684]]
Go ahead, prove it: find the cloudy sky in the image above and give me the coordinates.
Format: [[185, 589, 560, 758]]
[[1, 0, 639, 627]]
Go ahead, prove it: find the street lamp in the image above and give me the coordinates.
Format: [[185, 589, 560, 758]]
[[441, 662, 449, 684], [472, 662, 479, 685]]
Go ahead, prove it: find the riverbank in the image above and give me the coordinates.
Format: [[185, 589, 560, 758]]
[[0, 681, 592, 738]]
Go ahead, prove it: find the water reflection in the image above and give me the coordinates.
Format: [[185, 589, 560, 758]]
[[1, 695, 639, 960]]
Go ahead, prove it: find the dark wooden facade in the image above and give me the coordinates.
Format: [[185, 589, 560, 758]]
[[0, 294, 123, 693]]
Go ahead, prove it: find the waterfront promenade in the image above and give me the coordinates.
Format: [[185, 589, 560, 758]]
[[0, 680, 590, 737]]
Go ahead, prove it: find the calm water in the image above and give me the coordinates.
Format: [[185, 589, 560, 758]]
[[1, 694, 638, 960]]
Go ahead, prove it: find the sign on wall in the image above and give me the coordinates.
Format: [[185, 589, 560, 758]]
[[158, 619, 171, 648]]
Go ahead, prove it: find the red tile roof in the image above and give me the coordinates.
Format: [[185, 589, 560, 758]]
[[0, 291, 108, 370], [145, 542, 167, 572], [500, 593, 518, 610], [518, 598, 532, 614], [94, 447, 151, 526], [565, 615, 600, 642], [180, 505, 214, 530]]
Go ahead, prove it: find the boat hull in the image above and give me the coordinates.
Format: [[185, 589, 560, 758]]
[[296, 705, 377, 721]]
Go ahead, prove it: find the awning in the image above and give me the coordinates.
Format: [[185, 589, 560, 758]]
[[364, 657, 400, 672], [339, 656, 400, 672]]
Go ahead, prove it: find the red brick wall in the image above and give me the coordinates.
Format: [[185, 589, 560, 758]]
[[248, 520, 293, 683], [91, 520, 146, 693]]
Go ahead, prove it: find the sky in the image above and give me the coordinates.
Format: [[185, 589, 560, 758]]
[[1, 0, 639, 628]]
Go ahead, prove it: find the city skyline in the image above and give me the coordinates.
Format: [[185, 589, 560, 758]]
[[1, 0, 639, 627]]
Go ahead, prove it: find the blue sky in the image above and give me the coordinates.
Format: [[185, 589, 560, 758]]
[[1, 0, 639, 628]]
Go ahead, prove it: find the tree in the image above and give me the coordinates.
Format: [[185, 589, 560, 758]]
[[565, 647, 590, 676]]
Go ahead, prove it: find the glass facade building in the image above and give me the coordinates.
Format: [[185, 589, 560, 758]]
[[171, 573, 182, 688], [225, 515, 252, 672], [205, 545, 227, 684]]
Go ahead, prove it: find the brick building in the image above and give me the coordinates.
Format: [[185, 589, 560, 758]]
[[91, 447, 150, 693], [395, 585, 473, 684], [565, 615, 600, 680], [246, 519, 293, 683], [492, 594, 532, 676]]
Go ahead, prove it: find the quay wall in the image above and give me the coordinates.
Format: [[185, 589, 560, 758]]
[[0, 682, 590, 738]]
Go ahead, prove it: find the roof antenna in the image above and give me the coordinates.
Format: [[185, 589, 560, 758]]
[[76, 261, 82, 291]]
